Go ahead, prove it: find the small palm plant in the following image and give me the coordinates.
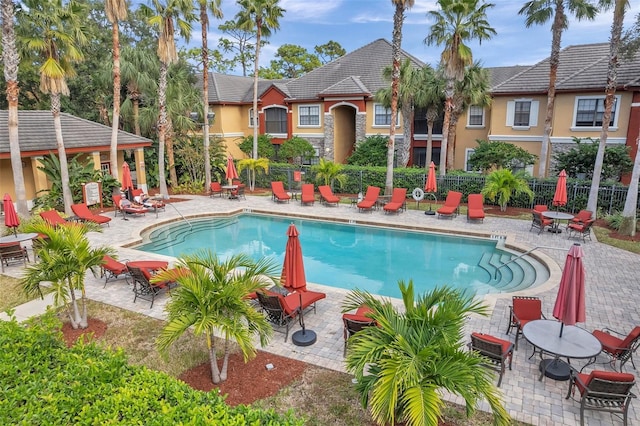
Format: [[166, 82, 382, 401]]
[[481, 168, 534, 211], [312, 158, 347, 190], [21, 222, 113, 329], [342, 282, 510, 426], [154, 251, 278, 384], [237, 157, 269, 192]]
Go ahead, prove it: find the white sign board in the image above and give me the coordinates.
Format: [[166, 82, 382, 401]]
[[83, 182, 101, 207]]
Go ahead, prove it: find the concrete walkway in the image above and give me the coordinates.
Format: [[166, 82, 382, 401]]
[[2, 194, 639, 425]]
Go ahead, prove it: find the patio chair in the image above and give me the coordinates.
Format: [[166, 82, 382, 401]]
[[113, 195, 148, 218], [210, 182, 223, 198], [271, 181, 291, 203], [567, 219, 595, 242], [565, 369, 636, 426], [300, 183, 315, 205], [533, 204, 549, 213], [571, 209, 593, 225], [530, 211, 554, 234], [71, 203, 112, 226], [128, 265, 177, 308], [39, 209, 69, 227], [466, 194, 485, 223], [469, 332, 514, 387], [357, 186, 380, 213], [383, 188, 407, 214], [101, 255, 130, 288], [0, 241, 30, 272], [31, 234, 49, 260], [592, 326, 640, 372], [256, 290, 326, 342], [230, 183, 246, 200], [343, 310, 377, 356], [318, 185, 341, 206], [437, 191, 462, 218], [506, 296, 545, 350]]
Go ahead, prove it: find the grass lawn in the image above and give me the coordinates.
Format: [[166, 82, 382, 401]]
[[0, 274, 51, 313]]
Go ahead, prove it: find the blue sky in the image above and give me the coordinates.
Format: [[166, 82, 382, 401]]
[[184, 0, 640, 74]]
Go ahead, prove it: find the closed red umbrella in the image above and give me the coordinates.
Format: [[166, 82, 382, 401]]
[[280, 223, 307, 292], [553, 243, 586, 337], [425, 161, 437, 193], [553, 169, 567, 208], [121, 162, 134, 198], [3, 193, 19, 236], [226, 156, 239, 185]]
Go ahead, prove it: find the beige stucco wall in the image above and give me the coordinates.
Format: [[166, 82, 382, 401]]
[[291, 103, 323, 134]]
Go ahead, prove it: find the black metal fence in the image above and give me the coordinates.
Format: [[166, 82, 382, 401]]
[[248, 164, 639, 216]]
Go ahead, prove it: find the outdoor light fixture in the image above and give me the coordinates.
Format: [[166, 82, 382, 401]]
[[189, 111, 215, 126]]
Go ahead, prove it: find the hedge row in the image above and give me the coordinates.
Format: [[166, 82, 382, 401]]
[[0, 314, 302, 425]]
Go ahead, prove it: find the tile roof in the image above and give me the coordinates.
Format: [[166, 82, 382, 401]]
[[319, 76, 371, 97], [492, 43, 640, 94], [488, 65, 531, 88], [0, 110, 152, 155]]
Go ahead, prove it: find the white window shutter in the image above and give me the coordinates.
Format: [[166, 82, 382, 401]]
[[506, 101, 515, 126], [529, 101, 539, 127]]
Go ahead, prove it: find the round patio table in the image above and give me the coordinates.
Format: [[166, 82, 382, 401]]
[[523, 319, 601, 381], [0, 233, 38, 244], [542, 211, 574, 233]]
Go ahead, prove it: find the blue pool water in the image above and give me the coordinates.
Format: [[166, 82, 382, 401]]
[[134, 214, 530, 299]]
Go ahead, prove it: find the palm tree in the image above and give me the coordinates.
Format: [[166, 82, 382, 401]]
[[197, 0, 223, 193], [481, 168, 534, 211], [18, 0, 89, 215], [120, 46, 158, 136], [587, 0, 629, 214], [311, 158, 347, 189], [237, 157, 269, 191], [385, 0, 415, 195], [425, 0, 496, 176], [155, 251, 278, 384], [519, 0, 598, 178], [140, 0, 196, 198], [343, 282, 510, 426], [415, 65, 445, 169], [620, 133, 639, 236], [21, 222, 113, 330], [105, 0, 128, 181], [2, 0, 28, 217], [235, 0, 285, 159]]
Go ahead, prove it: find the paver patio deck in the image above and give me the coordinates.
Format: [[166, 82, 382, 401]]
[[2, 194, 639, 425]]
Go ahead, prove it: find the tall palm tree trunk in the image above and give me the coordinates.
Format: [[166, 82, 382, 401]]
[[439, 83, 454, 176], [587, 0, 626, 214], [385, 6, 404, 195], [2, 0, 28, 216], [110, 23, 121, 181], [620, 135, 640, 236], [538, 1, 565, 178], [208, 333, 222, 384], [251, 21, 261, 160], [131, 95, 141, 136], [51, 93, 74, 215], [400, 102, 412, 166], [157, 62, 169, 197], [166, 117, 178, 186], [425, 107, 438, 169], [201, 4, 212, 192]]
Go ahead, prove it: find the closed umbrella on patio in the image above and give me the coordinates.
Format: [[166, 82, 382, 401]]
[[553, 243, 586, 337], [281, 223, 307, 292], [121, 162, 134, 200], [553, 169, 567, 209], [3, 194, 19, 236], [424, 161, 437, 215], [225, 156, 239, 186]]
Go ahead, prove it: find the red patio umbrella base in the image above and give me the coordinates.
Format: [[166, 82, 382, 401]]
[[291, 329, 317, 346], [539, 358, 571, 381]]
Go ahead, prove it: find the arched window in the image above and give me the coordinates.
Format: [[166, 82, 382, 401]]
[[265, 107, 287, 134]]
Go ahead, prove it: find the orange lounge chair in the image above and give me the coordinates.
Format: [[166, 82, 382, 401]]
[[113, 195, 148, 218], [318, 185, 341, 206], [39, 209, 69, 227], [71, 203, 112, 226], [466, 194, 485, 222], [257, 289, 326, 341], [101, 255, 130, 287], [271, 181, 291, 203], [357, 186, 380, 212], [300, 183, 315, 205], [383, 188, 407, 214], [437, 191, 462, 218]]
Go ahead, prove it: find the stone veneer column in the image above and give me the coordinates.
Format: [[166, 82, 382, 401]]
[[323, 112, 334, 161], [355, 113, 366, 144]]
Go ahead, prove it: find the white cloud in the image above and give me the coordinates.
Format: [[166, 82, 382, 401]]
[[280, 0, 344, 21]]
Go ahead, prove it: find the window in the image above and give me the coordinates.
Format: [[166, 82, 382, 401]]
[[465, 149, 476, 172], [574, 97, 617, 127], [100, 163, 111, 175], [248, 108, 256, 128], [374, 104, 399, 126], [506, 99, 539, 128], [467, 106, 484, 127], [265, 107, 287, 134], [298, 105, 320, 126]]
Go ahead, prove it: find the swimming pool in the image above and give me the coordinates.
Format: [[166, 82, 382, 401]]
[[135, 214, 547, 299]]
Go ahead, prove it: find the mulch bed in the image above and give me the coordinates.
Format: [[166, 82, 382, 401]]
[[61, 317, 107, 347]]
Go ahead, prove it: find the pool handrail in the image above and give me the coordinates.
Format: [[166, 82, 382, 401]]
[[494, 245, 568, 280]]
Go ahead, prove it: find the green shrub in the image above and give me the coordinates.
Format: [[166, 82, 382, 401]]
[[0, 313, 302, 425]]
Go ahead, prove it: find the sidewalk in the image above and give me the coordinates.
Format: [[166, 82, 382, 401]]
[[0, 291, 56, 322]]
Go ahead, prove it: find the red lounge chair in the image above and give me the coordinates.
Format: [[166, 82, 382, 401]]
[[127, 264, 177, 308], [437, 191, 462, 218], [357, 186, 380, 212], [383, 188, 407, 214], [300, 183, 315, 205], [39, 209, 68, 227], [592, 326, 640, 372], [271, 181, 291, 203], [101, 255, 130, 288], [466, 194, 485, 222], [257, 290, 326, 341], [210, 182, 223, 198], [112, 195, 148, 218], [318, 185, 341, 206], [71, 203, 112, 226]]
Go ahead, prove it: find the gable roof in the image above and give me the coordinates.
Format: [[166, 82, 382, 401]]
[[205, 38, 425, 104], [492, 43, 640, 94], [0, 110, 152, 158]]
